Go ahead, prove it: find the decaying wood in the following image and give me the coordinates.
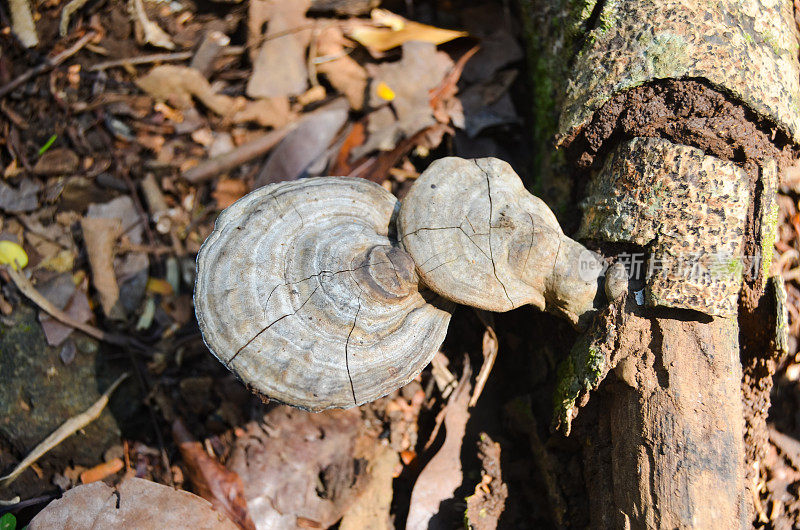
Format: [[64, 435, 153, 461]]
[[556, 0, 800, 147], [585, 314, 747, 528], [522, 0, 800, 526], [580, 137, 750, 317]]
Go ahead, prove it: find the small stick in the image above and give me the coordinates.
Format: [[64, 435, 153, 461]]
[[469, 313, 499, 407], [4, 266, 129, 346], [59, 0, 90, 36], [89, 51, 193, 71], [0, 32, 95, 99], [182, 121, 298, 183], [89, 47, 243, 72], [1, 373, 129, 486]]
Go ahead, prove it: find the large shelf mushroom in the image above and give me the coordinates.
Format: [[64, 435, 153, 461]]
[[194, 159, 604, 410], [195, 177, 452, 411]]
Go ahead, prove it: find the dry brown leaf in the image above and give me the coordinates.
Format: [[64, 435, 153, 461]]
[[0, 178, 41, 213], [255, 99, 349, 186], [212, 179, 249, 209], [39, 278, 93, 347], [228, 407, 372, 529], [406, 363, 472, 530], [173, 419, 256, 530], [246, 0, 311, 99], [315, 26, 368, 110], [28, 477, 237, 529], [136, 65, 245, 116], [232, 97, 294, 129], [81, 216, 124, 320], [354, 41, 453, 158], [32, 148, 80, 175], [130, 0, 175, 50], [348, 10, 466, 54]]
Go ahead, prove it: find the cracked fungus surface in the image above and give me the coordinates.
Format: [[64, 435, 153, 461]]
[[557, 0, 800, 145], [579, 137, 749, 317], [194, 177, 451, 411], [398, 157, 565, 313]]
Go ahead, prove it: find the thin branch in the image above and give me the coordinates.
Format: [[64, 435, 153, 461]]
[[4, 266, 129, 346], [1, 373, 129, 486], [89, 51, 192, 71], [0, 32, 96, 99], [182, 121, 298, 183]]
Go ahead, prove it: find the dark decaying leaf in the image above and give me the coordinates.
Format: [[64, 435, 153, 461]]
[[172, 419, 256, 530], [227, 407, 374, 529], [0, 179, 41, 213]]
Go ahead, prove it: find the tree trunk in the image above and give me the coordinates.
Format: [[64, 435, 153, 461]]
[[520, 0, 800, 526]]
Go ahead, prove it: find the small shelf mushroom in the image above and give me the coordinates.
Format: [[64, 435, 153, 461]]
[[195, 177, 452, 411], [398, 157, 603, 329]]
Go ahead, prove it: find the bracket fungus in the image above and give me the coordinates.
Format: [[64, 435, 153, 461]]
[[195, 177, 452, 411], [398, 157, 604, 328]]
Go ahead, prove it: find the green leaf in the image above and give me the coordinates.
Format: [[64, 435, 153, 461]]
[[0, 512, 17, 530]]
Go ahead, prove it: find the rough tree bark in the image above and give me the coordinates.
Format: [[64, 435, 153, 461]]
[[520, 0, 800, 527]]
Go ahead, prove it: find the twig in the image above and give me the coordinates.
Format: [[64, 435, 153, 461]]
[[470, 310, 499, 407], [182, 121, 298, 183], [88, 51, 192, 71], [1, 373, 129, 486], [88, 47, 243, 71], [59, 0, 91, 36], [0, 32, 96, 99], [3, 266, 129, 346]]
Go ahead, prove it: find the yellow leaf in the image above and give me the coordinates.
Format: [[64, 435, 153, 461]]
[[0, 241, 28, 270], [376, 82, 396, 101], [146, 277, 174, 295], [39, 249, 75, 273], [349, 15, 467, 53]]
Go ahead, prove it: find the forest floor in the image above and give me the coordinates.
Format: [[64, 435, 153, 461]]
[[1, 0, 800, 528]]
